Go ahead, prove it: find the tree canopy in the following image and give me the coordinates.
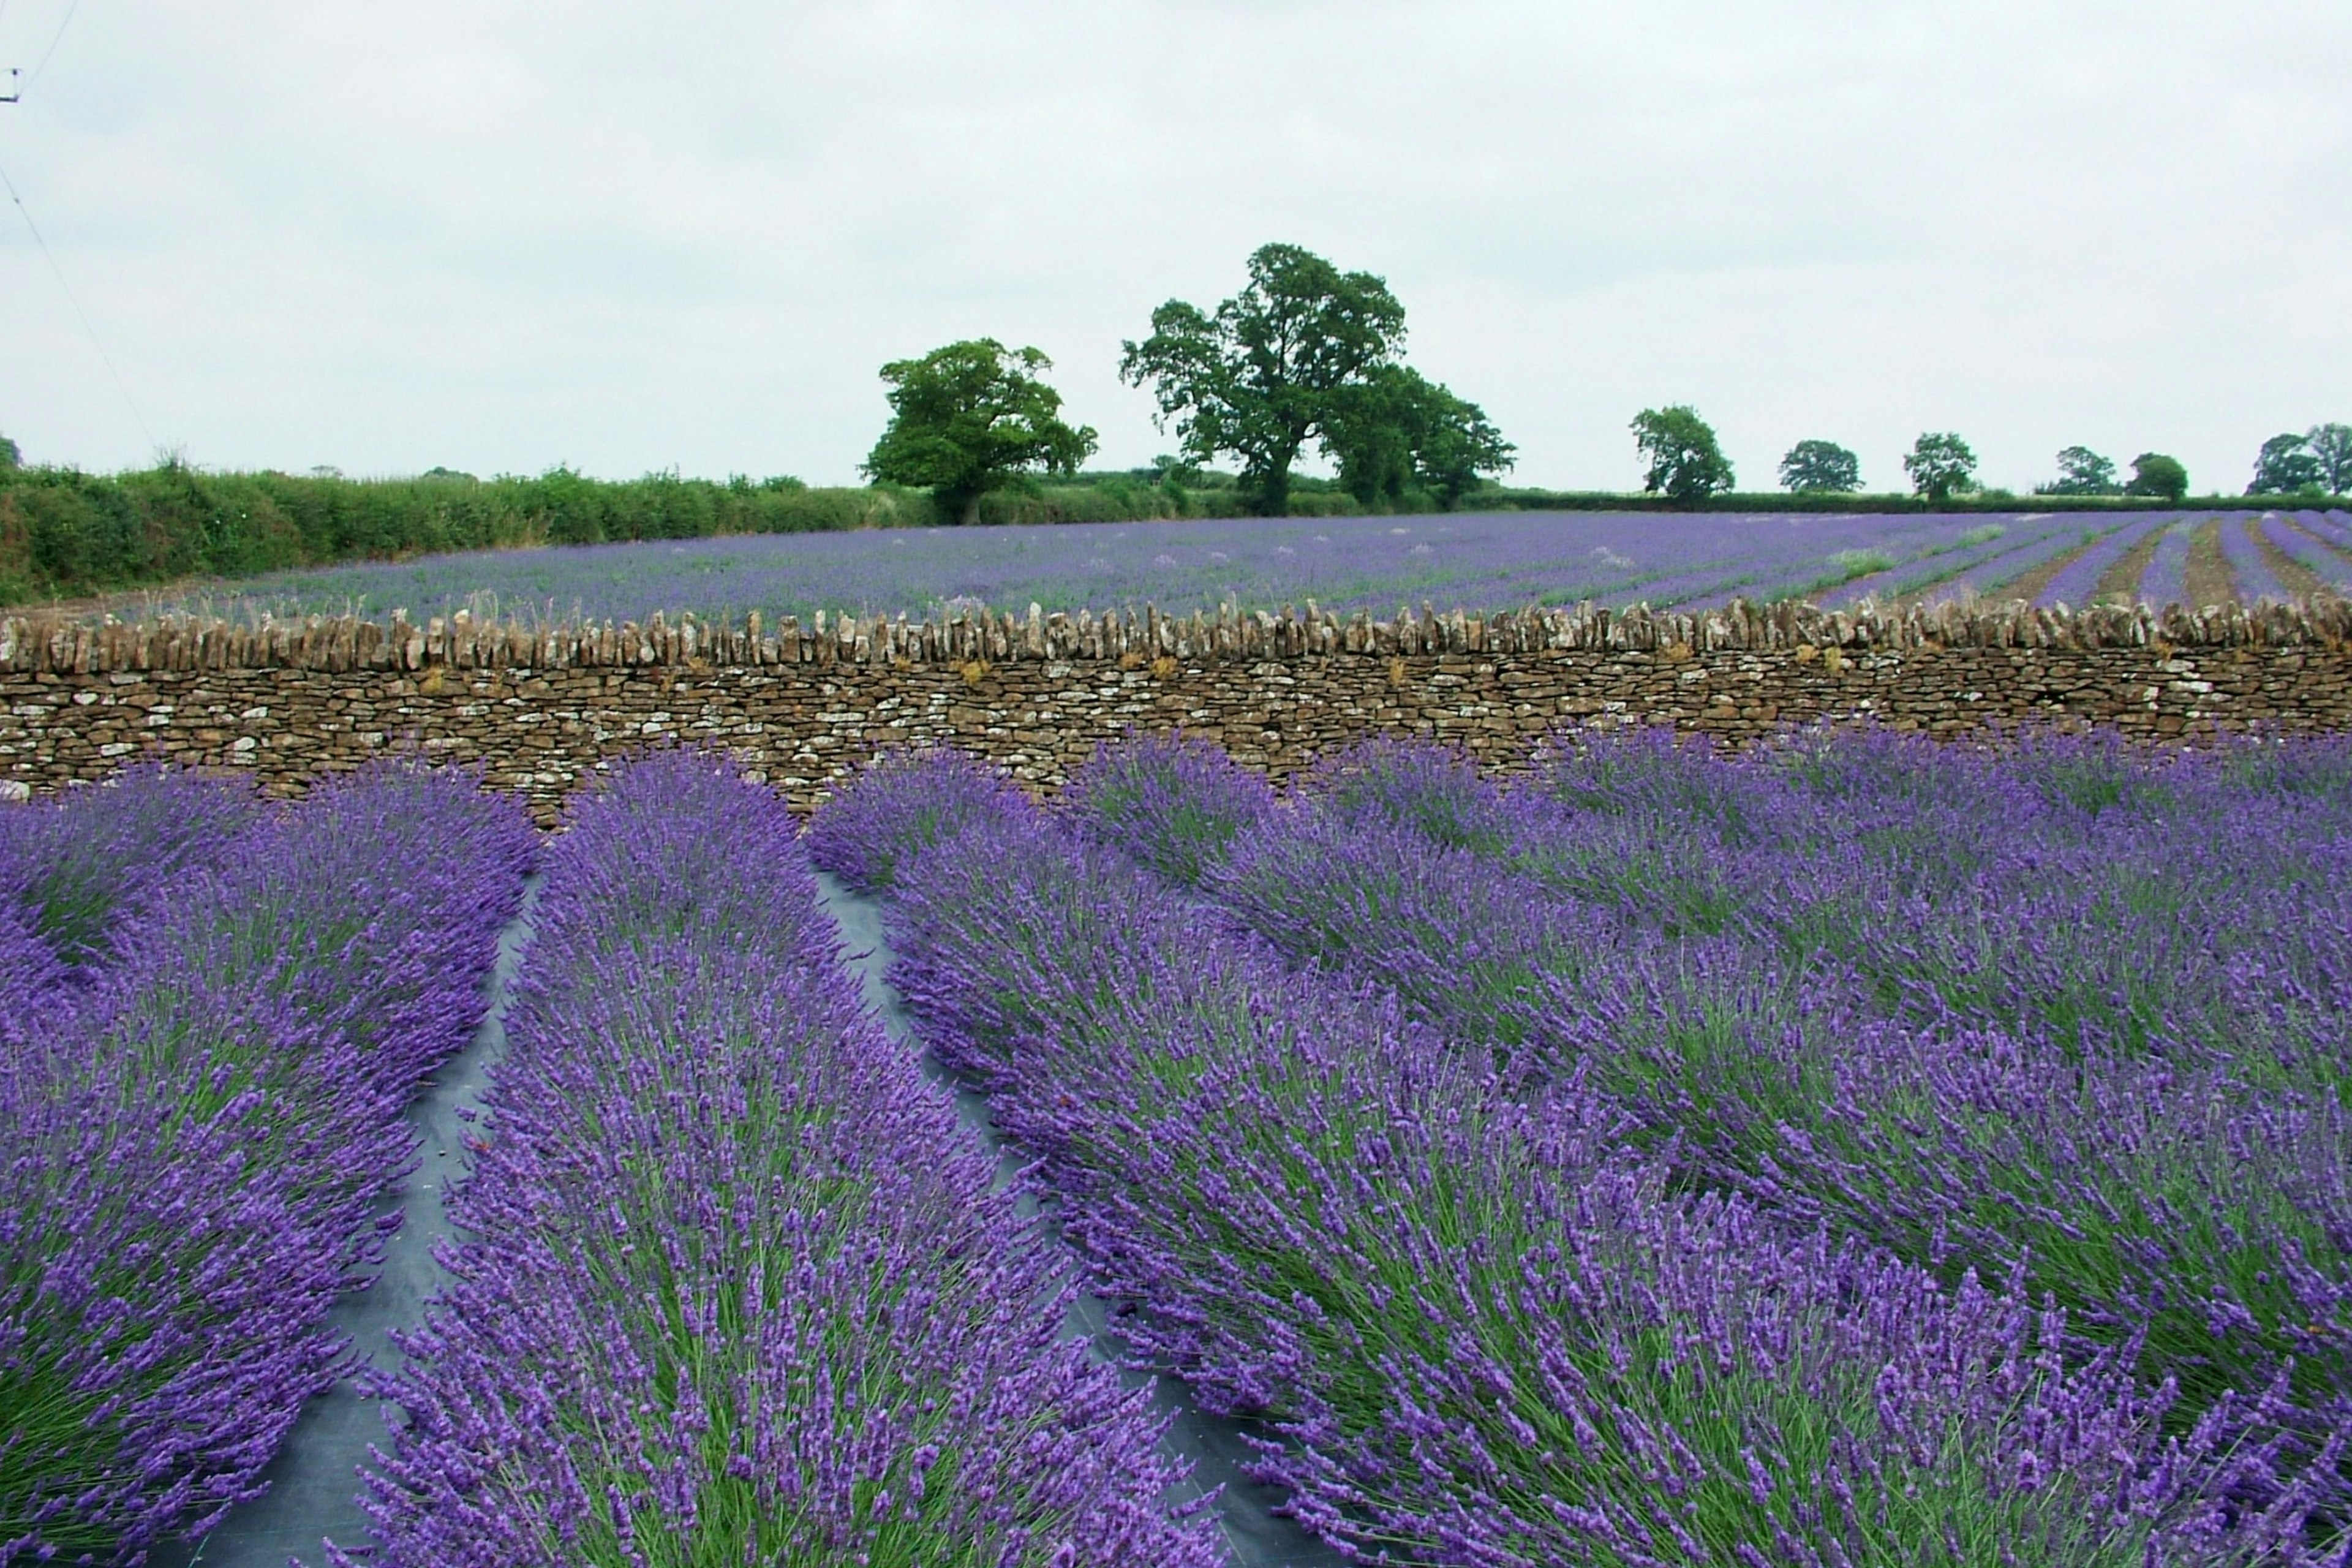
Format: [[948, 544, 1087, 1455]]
[[1903, 432, 1978, 502], [1322, 366, 1515, 509], [1120, 244, 1409, 517], [0, 434, 18, 470], [2041, 446, 2119, 496], [2247, 432, 2323, 496], [1630, 406, 1735, 504], [863, 341, 1098, 525], [1777, 440, 1860, 494], [2125, 453, 2188, 501], [2306, 423, 2352, 495]]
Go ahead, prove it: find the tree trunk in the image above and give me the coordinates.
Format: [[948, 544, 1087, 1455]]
[[1248, 460, 1292, 519]]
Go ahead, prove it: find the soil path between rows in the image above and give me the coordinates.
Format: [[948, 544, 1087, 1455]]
[[153, 877, 545, 1568], [818, 874, 1348, 1568]]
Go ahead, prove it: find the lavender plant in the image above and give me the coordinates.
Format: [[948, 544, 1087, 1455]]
[[0, 1002, 362, 1562], [1, 761, 533, 1564], [0, 764, 263, 974], [818, 752, 2335, 1564], [803, 744, 1031, 894], [1185, 730, 2352, 1502], [330, 752, 1219, 1567], [1052, 730, 1276, 889]]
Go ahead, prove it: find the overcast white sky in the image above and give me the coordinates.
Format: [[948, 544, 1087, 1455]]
[[1, 1, 2345, 494]]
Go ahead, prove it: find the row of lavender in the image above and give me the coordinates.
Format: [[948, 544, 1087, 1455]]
[[1140, 732, 2352, 1422], [809, 731, 2352, 1563], [1836, 509, 2352, 609], [0, 764, 534, 1563], [322, 752, 1220, 1565], [132, 507, 2352, 633]]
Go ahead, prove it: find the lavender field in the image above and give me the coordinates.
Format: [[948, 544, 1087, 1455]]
[[813, 729, 2352, 1566], [8, 730, 2352, 1566], [134, 507, 2352, 628]]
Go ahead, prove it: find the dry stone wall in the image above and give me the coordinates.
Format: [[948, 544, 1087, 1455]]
[[5, 598, 2350, 820]]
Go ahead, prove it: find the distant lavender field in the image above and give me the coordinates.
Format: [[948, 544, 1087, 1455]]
[[133, 507, 2352, 625]]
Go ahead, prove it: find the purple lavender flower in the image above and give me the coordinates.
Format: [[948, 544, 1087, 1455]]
[[1187, 728, 2352, 1508], [162, 510, 2184, 627], [2, 761, 534, 1564], [2142, 519, 2194, 608], [2220, 514, 2293, 602], [1055, 729, 1276, 888], [816, 751, 2339, 1564], [0, 764, 263, 974], [802, 744, 1031, 894], [2260, 513, 2352, 592], [2037, 513, 2173, 608], [327, 751, 1219, 1567]]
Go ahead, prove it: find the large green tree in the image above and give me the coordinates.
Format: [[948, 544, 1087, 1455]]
[[1777, 439, 1860, 494], [2306, 423, 2351, 494], [2247, 432, 2323, 496], [864, 340, 1097, 525], [1322, 366, 1514, 508], [1903, 432, 1978, 502], [1120, 244, 1408, 517], [1631, 405, 1735, 503], [2125, 453, 2188, 500]]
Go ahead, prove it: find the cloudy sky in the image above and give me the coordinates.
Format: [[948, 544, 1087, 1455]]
[[1, 1, 2345, 494]]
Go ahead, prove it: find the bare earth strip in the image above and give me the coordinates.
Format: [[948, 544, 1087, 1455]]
[[2094, 525, 2168, 603], [2260, 527, 2332, 600], [2184, 518, 2236, 608], [2288, 516, 2352, 568], [1988, 535, 2098, 608]]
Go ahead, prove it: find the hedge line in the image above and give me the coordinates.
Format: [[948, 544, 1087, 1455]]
[[0, 466, 1362, 606], [9, 459, 2334, 609]]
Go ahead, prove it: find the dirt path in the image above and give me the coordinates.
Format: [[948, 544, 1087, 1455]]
[[2092, 525, 2168, 603], [1988, 535, 2095, 608], [2260, 525, 2333, 599], [2183, 518, 2236, 608]]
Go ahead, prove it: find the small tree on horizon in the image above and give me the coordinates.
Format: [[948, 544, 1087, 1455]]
[[0, 434, 18, 470], [2307, 423, 2352, 494], [2041, 445, 2119, 496], [864, 340, 1098, 526], [1903, 432, 1978, 502], [2125, 453, 2188, 500], [1631, 405, 1735, 504], [1778, 439, 1860, 494]]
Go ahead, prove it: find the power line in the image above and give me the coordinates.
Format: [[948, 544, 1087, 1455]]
[[24, 0, 78, 90], [0, 153, 156, 448]]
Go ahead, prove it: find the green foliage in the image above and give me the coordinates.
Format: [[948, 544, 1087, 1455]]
[[2305, 423, 2351, 494], [2125, 453, 2189, 502], [1777, 440, 1860, 494], [2040, 446, 2119, 496], [1120, 243, 1408, 517], [2247, 432, 2323, 496], [862, 341, 1097, 526], [1903, 432, 1978, 501], [1630, 405, 1735, 504], [0, 464, 905, 606], [0, 435, 19, 472], [1321, 365, 1513, 509]]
